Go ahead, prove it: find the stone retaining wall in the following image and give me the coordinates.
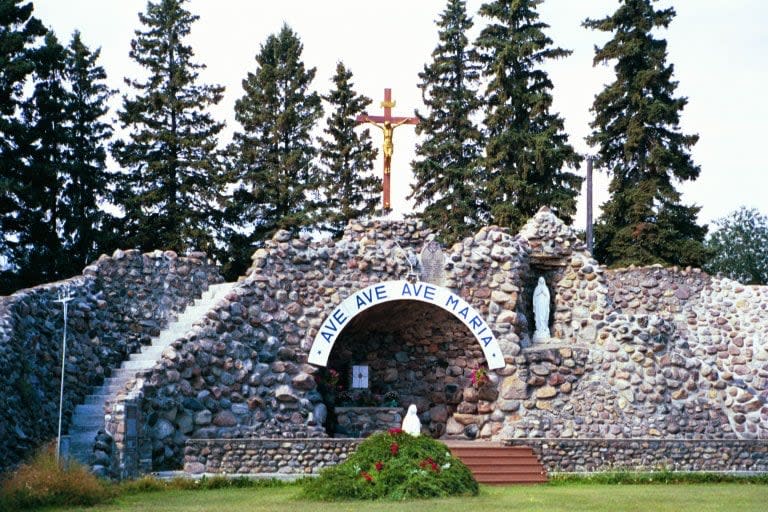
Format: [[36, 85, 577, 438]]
[[0, 250, 221, 473], [186, 437, 768, 475], [183, 438, 361, 475], [505, 438, 768, 472]]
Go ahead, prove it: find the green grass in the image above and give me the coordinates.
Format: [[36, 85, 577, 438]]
[[36, 482, 768, 512]]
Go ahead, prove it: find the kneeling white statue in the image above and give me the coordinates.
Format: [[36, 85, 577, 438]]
[[401, 404, 421, 436]]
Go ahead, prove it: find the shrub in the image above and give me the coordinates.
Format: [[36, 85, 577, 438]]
[[0, 445, 114, 510], [301, 429, 478, 500]]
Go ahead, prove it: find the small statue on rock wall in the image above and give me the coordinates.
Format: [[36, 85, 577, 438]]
[[401, 404, 421, 436], [533, 276, 551, 342]]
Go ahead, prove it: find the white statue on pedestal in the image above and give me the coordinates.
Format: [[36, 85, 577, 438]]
[[401, 404, 421, 436], [533, 277, 551, 342]]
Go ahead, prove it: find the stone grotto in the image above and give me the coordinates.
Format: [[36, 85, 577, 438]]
[[1, 208, 766, 478]]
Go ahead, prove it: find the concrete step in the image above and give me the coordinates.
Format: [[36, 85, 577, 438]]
[[445, 442, 548, 484], [121, 359, 156, 370], [69, 432, 97, 445], [109, 367, 141, 379], [74, 404, 104, 416], [84, 394, 111, 405], [69, 422, 101, 433], [130, 348, 164, 361]]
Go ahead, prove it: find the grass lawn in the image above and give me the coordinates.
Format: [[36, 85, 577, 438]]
[[38, 483, 768, 512]]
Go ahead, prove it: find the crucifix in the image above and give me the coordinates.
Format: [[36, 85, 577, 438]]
[[356, 88, 418, 212]]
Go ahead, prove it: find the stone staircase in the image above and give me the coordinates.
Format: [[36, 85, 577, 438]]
[[67, 282, 236, 465], [445, 441, 548, 484]]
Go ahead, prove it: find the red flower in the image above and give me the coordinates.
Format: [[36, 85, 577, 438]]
[[419, 457, 440, 473], [360, 470, 373, 483], [388, 427, 403, 435], [375, 461, 384, 472], [471, 367, 489, 387], [390, 442, 399, 456]]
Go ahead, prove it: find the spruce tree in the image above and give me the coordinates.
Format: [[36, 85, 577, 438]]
[[476, 0, 582, 231], [585, 0, 708, 268], [111, 0, 225, 255], [316, 62, 379, 238], [62, 31, 115, 274], [226, 24, 322, 276], [14, 32, 69, 286], [0, 0, 46, 293], [410, 0, 484, 245]]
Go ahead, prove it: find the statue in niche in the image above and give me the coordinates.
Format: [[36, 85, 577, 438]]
[[532, 276, 551, 342]]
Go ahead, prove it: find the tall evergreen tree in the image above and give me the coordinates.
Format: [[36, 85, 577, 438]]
[[316, 62, 378, 238], [0, 0, 46, 293], [61, 31, 115, 274], [410, 0, 484, 245], [585, 0, 708, 268], [111, 0, 225, 256], [14, 32, 69, 286], [476, 0, 582, 231], [225, 24, 322, 276]]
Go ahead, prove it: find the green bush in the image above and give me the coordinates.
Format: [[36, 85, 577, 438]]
[[0, 445, 114, 510], [301, 429, 478, 500]]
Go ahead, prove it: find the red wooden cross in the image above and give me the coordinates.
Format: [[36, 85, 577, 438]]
[[356, 88, 418, 212]]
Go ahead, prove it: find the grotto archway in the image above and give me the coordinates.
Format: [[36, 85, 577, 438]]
[[308, 280, 504, 369], [315, 298, 499, 438]]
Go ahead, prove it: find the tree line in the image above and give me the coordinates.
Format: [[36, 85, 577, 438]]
[[0, 0, 762, 294]]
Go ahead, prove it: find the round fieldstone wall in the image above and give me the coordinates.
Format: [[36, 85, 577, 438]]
[[103, 208, 768, 474]]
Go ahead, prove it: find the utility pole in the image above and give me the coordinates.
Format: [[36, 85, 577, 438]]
[[55, 285, 73, 464], [586, 156, 594, 254]]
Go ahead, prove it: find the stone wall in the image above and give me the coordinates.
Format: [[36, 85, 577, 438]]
[[107, 209, 768, 476], [506, 438, 768, 472], [115, 219, 541, 471], [183, 438, 360, 475], [0, 250, 221, 473]]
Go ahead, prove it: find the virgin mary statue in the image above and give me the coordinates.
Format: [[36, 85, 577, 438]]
[[533, 277, 550, 342]]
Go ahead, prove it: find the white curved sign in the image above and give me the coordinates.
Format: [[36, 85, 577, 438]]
[[308, 280, 504, 369]]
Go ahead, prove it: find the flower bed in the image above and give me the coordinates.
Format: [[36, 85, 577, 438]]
[[301, 429, 478, 500]]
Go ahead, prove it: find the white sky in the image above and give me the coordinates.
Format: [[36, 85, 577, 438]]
[[31, 0, 768, 231]]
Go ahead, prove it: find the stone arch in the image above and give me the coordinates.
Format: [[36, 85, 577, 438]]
[[308, 280, 504, 369], [323, 299, 490, 438]]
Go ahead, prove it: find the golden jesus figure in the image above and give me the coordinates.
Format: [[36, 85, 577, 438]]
[[355, 88, 418, 211], [358, 117, 411, 175]]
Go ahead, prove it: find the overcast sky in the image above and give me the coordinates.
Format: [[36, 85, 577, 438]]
[[31, 0, 768, 230]]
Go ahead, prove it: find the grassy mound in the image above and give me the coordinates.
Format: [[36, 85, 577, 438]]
[[302, 429, 478, 500]]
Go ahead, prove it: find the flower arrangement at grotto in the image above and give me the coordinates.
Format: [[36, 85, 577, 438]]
[[317, 368, 401, 407], [301, 428, 478, 500], [470, 366, 490, 388]]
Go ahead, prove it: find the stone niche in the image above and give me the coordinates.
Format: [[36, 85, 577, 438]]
[[520, 264, 563, 347], [325, 300, 489, 438]]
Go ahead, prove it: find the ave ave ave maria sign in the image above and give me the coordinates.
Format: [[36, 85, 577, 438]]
[[308, 280, 505, 369]]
